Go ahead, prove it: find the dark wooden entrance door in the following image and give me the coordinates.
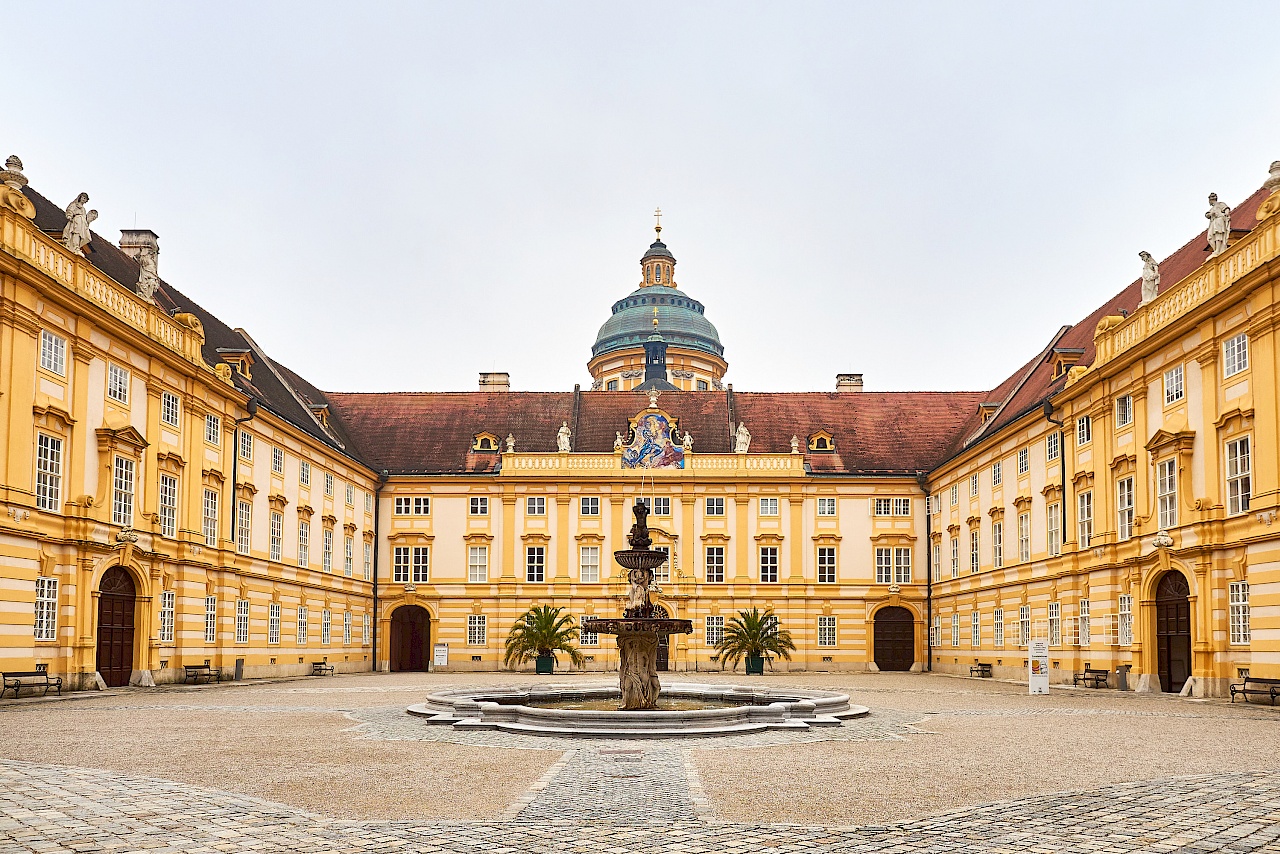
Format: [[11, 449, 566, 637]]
[[390, 605, 431, 671], [1155, 571, 1192, 693], [654, 605, 669, 672], [874, 606, 915, 672], [96, 567, 136, 688]]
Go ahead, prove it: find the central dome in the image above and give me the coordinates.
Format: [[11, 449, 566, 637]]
[[591, 285, 724, 358]]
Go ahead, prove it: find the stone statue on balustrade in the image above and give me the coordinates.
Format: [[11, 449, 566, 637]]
[[1206, 193, 1232, 257], [614, 432, 624, 450], [62, 193, 97, 256], [135, 245, 160, 303], [682, 431, 693, 451], [734, 422, 751, 454], [1138, 251, 1160, 306], [505, 433, 515, 453], [556, 421, 572, 452]]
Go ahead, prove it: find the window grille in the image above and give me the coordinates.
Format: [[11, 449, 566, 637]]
[[159, 590, 175, 643], [817, 616, 837, 647], [1117, 477, 1134, 540], [298, 520, 310, 567], [705, 546, 725, 582], [269, 512, 283, 562], [161, 392, 181, 428], [268, 602, 281, 644], [1229, 582, 1250, 645], [1224, 333, 1249, 378], [236, 500, 251, 555], [34, 577, 58, 641], [759, 546, 779, 582], [235, 600, 249, 644], [159, 474, 178, 538], [706, 615, 724, 646], [526, 546, 545, 582], [468, 615, 487, 646], [35, 434, 63, 512], [112, 456, 135, 527], [1226, 437, 1251, 515], [204, 596, 217, 644], [469, 546, 489, 582]]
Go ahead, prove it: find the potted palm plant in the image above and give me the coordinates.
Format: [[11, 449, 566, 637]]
[[504, 605, 585, 675], [711, 607, 796, 675]]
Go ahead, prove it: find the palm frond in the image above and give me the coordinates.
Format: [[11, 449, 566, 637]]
[[503, 604, 586, 669]]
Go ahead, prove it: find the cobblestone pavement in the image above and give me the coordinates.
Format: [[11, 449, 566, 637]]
[[3, 760, 1280, 853]]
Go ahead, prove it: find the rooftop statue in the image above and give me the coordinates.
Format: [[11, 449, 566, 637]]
[[556, 421, 572, 452], [614, 431, 624, 450], [734, 421, 751, 454], [62, 193, 97, 256], [682, 431, 693, 451], [136, 245, 160, 303], [505, 433, 515, 453], [1206, 193, 1232, 257], [1139, 251, 1160, 305]]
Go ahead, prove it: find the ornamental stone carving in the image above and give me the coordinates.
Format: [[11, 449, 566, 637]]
[[791, 435, 800, 454], [734, 422, 751, 454], [135, 244, 160, 303], [0, 155, 27, 189], [1138, 251, 1160, 306], [0, 156, 35, 219], [682, 431, 693, 451], [62, 192, 98, 256], [505, 433, 515, 453], [1265, 160, 1280, 193], [1205, 193, 1232, 257], [556, 421, 572, 452], [614, 431, 624, 450]]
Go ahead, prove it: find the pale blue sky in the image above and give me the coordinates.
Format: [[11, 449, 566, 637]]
[[6, 3, 1279, 393]]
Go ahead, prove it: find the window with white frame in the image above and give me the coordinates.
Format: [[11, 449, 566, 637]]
[[706, 615, 725, 646], [1047, 431, 1060, 462], [970, 530, 980, 573], [1164, 364, 1184, 404], [526, 496, 546, 516], [205, 413, 221, 445], [343, 610, 351, 644], [409, 546, 429, 582], [268, 602, 281, 644], [1077, 491, 1093, 549], [873, 498, 892, 516], [159, 590, 175, 643], [467, 545, 489, 582], [159, 474, 178, 538], [112, 456, 135, 526], [817, 616, 837, 647], [892, 497, 910, 516], [322, 528, 333, 572], [470, 496, 489, 515], [893, 547, 910, 583], [1117, 477, 1134, 540], [1047, 502, 1061, 556], [107, 363, 130, 404], [1223, 332, 1249, 378], [949, 484, 958, 506], [1048, 602, 1061, 646], [1017, 512, 1030, 562], [817, 497, 837, 516], [1229, 581, 1250, 645], [299, 460, 311, 486], [344, 535, 354, 577], [34, 577, 58, 641], [759, 497, 779, 516], [269, 512, 283, 561], [202, 488, 219, 547], [970, 473, 979, 497], [1118, 595, 1132, 645], [1226, 437, 1251, 515], [875, 547, 893, 584], [642, 496, 670, 515], [951, 613, 960, 647], [321, 609, 331, 644], [971, 611, 980, 646], [204, 596, 217, 644], [580, 546, 600, 583], [345, 484, 355, 506], [1076, 415, 1092, 446], [235, 600, 250, 644], [1017, 447, 1029, 475], [468, 614, 487, 646], [1116, 395, 1133, 428], [323, 472, 334, 496], [705, 546, 725, 582], [705, 497, 725, 516], [1019, 605, 1030, 647], [393, 497, 410, 515], [364, 492, 372, 513], [236, 499, 251, 555], [362, 613, 370, 645], [161, 392, 180, 428], [653, 546, 670, 583], [239, 431, 253, 461], [35, 433, 63, 512], [364, 541, 372, 580], [1157, 459, 1178, 529], [271, 446, 284, 475], [298, 519, 310, 567], [40, 329, 67, 376], [526, 546, 545, 582], [930, 614, 940, 648], [992, 461, 1002, 486], [580, 496, 600, 516], [1079, 599, 1091, 646], [950, 537, 959, 578], [931, 494, 940, 515], [992, 520, 1004, 568], [297, 606, 308, 645], [817, 547, 837, 583], [932, 540, 940, 573], [759, 546, 779, 582], [993, 607, 1004, 647]]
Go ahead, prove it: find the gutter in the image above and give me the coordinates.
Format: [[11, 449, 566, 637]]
[[917, 471, 932, 671], [371, 469, 388, 672]]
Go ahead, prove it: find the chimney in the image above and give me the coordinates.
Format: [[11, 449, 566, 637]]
[[836, 373, 863, 392], [119, 229, 159, 262], [479, 372, 510, 392]]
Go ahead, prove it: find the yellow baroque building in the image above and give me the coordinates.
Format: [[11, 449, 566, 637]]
[[1, 153, 1279, 696]]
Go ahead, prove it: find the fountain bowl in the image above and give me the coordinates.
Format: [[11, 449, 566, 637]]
[[613, 549, 671, 571]]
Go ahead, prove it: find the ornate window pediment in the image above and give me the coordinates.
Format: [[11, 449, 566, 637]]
[[96, 424, 149, 455], [1145, 428, 1195, 455]]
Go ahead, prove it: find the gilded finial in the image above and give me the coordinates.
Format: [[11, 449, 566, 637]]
[[654, 206, 662, 238], [652, 306, 659, 330]]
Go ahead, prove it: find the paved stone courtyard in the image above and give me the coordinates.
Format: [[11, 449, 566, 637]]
[[1, 670, 1279, 852]]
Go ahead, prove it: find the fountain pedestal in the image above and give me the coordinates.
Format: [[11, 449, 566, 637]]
[[581, 616, 693, 709]]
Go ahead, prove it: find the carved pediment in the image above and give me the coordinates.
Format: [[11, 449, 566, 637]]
[[96, 424, 149, 454], [1145, 428, 1195, 454]]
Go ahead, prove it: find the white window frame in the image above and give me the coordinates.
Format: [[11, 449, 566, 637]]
[[894, 547, 911, 583], [875, 547, 892, 584], [1117, 477, 1134, 541], [759, 497, 779, 516], [345, 484, 355, 506], [526, 495, 546, 516], [705, 497, 725, 516], [969, 529, 980, 573], [873, 497, 891, 516], [1164, 364, 1184, 404], [580, 496, 600, 516], [1076, 415, 1092, 446], [1017, 512, 1030, 562], [159, 590, 175, 644], [411, 546, 429, 583], [949, 484, 958, 506], [993, 607, 1004, 647], [321, 609, 331, 645], [1048, 602, 1061, 646], [107, 363, 130, 404], [817, 616, 837, 648], [202, 488, 219, 547], [1223, 332, 1249, 378], [204, 596, 217, 644], [343, 610, 351, 645], [1079, 599, 1091, 646], [235, 599, 250, 644], [239, 431, 253, 461], [706, 615, 725, 646], [991, 520, 1004, 568], [268, 602, 281, 645], [160, 391, 181, 428], [1157, 458, 1178, 529], [1118, 595, 1133, 646], [1046, 431, 1060, 462], [468, 614, 487, 646], [344, 535, 355, 577], [298, 519, 310, 567], [271, 446, 284, 475], [580, 545, 600, 583], [35, 433, 63, 512], [1017, 447, 1029, 475], [269, 511, 283, 562], [1077, 491, 1093, 549], [930, 614, 940, 648], [1226, 436, 1251, 516], [526, 546, 545, 582], [205, 413, 221, 445], [950, 537, 959, 578], [322, 528, 333, 572], [1229, 581, 1250, 645], [40, 329, 67, 376], [971, 611, 980, 647], [1019, 604, 1031, 648], [1047, 501, 1061, 557], [817, 497, 837, 516], [969, 473, 979, 497], [468, 545, 489, 583], [112, 455, 135, 527], [299, 460, 311, 486], [1116, 395, 1133, 428], [324, 471, 334, 497], [951, 613, 960, 647], [759, 546, 779, 583], [817, 546, 837, 583], [892, 497, 910, 516], [236, 499, 251, 555], [991, 461, 1002, 486], [362, 613, 370, 645], [34, 577, 58, 641], [470, 496, 489, 516], [364, 541, 372, 580], [705, 546, 725, 583], [297, 605, 308, 645], [159, 473, 178, 538]]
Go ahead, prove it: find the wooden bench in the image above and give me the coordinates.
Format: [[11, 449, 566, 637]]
[[1073, 667, 1109, 688], [1, 670, 63, 699], [969, 663, 993, 678], [1230, 676, 1280, 705], [311, 661, 334, 676], [182, 664, 221, 684]]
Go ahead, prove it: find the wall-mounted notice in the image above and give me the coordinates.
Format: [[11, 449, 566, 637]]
[[433, 643, 449, 668], [1028, 639, 1049, 694]]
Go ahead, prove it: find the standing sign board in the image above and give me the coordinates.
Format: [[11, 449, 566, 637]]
[[433, 643, 449, 668], [1028, 639, 1050, 694]]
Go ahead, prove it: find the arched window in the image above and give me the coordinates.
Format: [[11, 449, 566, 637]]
[[654, 266, 662, 283]]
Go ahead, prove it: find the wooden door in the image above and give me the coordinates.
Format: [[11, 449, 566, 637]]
[[96, 567, 136, 688], [873, 606, 915, 672], [390, 606, 430, 672], [1155, 571, 1192, 693]]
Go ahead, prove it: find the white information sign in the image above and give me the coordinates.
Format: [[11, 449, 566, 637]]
[[432, 643, 449, 668], [1028, 639, 1050, 694]]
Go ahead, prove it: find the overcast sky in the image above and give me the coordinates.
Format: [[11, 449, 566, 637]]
[[7, 3, 1279, 394]]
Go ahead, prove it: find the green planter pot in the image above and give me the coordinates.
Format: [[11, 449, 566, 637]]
[[535, 655, 555, 675], [745, 656, 765, 675]]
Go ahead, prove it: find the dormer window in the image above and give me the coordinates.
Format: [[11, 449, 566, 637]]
[[978, 403, 999, 423], [808, 431, 835, 452], [472, 432, 500, 452], [216, 348, 254, 381]]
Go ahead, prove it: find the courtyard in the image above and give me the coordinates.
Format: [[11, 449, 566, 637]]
[[1, 671, 1278, 852]]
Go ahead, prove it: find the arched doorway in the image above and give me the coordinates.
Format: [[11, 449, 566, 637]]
[[654, 605, 670, 672], [96, 567, 136, 687], [1155, 571, 1192, 693], [873, 606, 915, 672], [390, 605, 431, 672]]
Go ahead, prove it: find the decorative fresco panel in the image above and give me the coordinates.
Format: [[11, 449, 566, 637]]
[[621, 411, 684, 469]]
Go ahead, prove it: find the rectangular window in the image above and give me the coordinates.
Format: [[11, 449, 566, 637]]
[[1117, 477, 1135, 541], [322, 528, 333, 572], [35, 433, 63, 512], [1157, 459, 1178, 529], [1047, 502, 1061, 557], [580, 614, 597, 646], [992, 520, 1004, 568], [817, 547, 837, 583], [158, 590, 175, 644], [364, 541, 372, 580], [817, 616, 837, 647], [969, 473, 979, 497], [321, 609, 331, 644], [1077, 415, 1092, 446], [1079, 599, 1091, 646], [299, 460, 311, 486], [346, 484, 355, 506], [607, 380, 618, 391], [950, 537, 959, 578], [323, 472, 334, 497], [1019, 605, 1030, 648], [580, 496, 600, 516], [394, 497, 411, 515], [894, 547, 911, 583], [949, 484, 958, 506], [930, 615, 940, 649], [705, 497, 725, 516], [296, 605, 309, 645], [580, 546, 600, 583], [873, 497, 891, 516], [235, 600, 250, 644], [892, 497, 911, 516], [468, 615, 487, 646], [817, 497, 837, 516], [991, 461, 1002, 486], [1226, 437, 1251, 515], [759, 497, 779, 516], [1077, 491, 1093, 549], [1017, 512, 1030, 562], [470, 496, 489, 516], [159, 474, 178, 538], [1049, 602, 1061, 646], [759, 546, 779, 582], [648, 496, 671, 516], [993, 607, 1004, 647], [34, 577, 58, 641], [204, 596, 217, 644], [40, 329, 67, 376], [271, 446, 284, 475], [705, 546, 725, 583], [393, 546, 409, 583], [653, 546, 670, 583], [411, 546, 429, 583], [268, 602, 281, 645], [161, 391, 181, 428], [951, 613, 960, 647], [1164, 364, 1184, 404], [239, 431, 253, 461], [1116, 395, 1133, 428], [269, 512, 283, 561], [362, 613, 370, 645], [526, 546, 545, 582], [875, 547, 892, 584], [971, 611, 980, 647], [112, 456, 135, 527], [364, 492, 372, 513], [1229, 581, 1250, 645], [1046, 431, 1060, 462], [706, 615, 725, 646], [298, 520, 310, 567], [1223, 332, 1249, 378], [526, 496, 546, 516], [205, 413, 221, 445], [343, 611, 352, 644], [344, 535, 355, 577], [930, 495, 940, 516], [1017, 447, 1029, 475], [970, 530, 980, 573], [468, 546, 489, 583], [1118, 595, 1132, 645], [236, 499, 251, 555], [202, 488, 219, 547], [107, 363, 130, 404]]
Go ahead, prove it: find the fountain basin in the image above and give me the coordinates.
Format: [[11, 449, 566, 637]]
[[407, 682, 868, 737]]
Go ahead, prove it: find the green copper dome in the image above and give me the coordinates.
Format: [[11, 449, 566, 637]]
[[591, 285, 724, 359]]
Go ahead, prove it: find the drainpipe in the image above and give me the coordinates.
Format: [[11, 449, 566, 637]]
[[227, 400, 258, 543], [1043, 400, 1067, 551], [918, 472, 932, 671], [371, 469, 389, 672]]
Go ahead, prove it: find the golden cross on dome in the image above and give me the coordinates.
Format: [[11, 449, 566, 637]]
[[653, 207, 662, 236]]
